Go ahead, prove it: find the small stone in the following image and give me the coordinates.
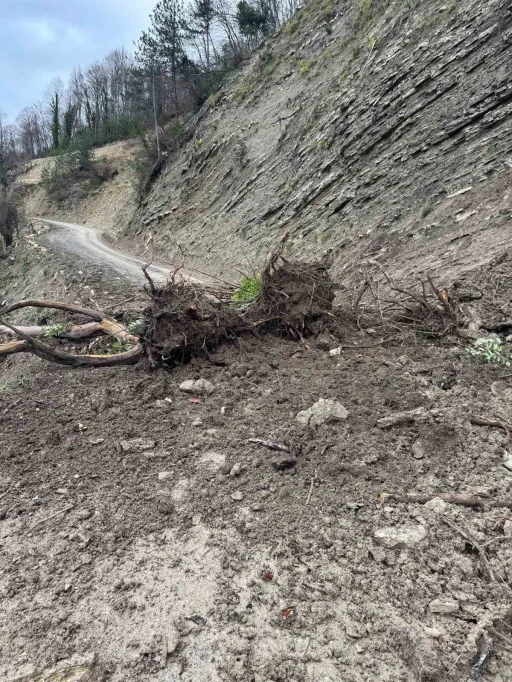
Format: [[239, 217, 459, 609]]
[[231, 491, 244, 501], [0, 510, 6, 521], [251, 503, 263, 512], [120, 438, 156, 453], [155, 399, 172, 409], [197, 451, 226, 471], [272, 456, 297, 471], [192, 514, 201, 526], [179, 378, 214, 395], [158, 471, 173, 481], [503, 454, 512, 471], [412, 440, 425, 459], [504, 520, 512, 538], [424, 497, 447, 513], [329, 347, 342, 356], [374, 525, 427, 550], [296, 399, 349, 427], [89, 437, 105, 445], [429, 598, 459, 614], [316, 333, 333, 350], [56, 488, 68, 495], [230, 462, 244, 477], [377, 412, 416, 429], [81, 553, 93, 566], [192, 418, 203, 427], [76, 509, 92, 521]]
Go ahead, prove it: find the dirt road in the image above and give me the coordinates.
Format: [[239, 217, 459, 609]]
[[38, 219, 172, 283]]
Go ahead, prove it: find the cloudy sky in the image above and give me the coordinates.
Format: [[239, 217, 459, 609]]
[[0, 0, 156, 121]]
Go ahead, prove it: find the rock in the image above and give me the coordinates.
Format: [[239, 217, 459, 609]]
[[56, 488, 68, 495], [155, 398, 173, 408], [429, 598, 459, 614], [89, 437, 105, 445], [192, 418, 203, 427], [230, 462, 244, 477], [76, 509, 92, 521], [158, 471, 173, 481], [329, 346, 342, 356], [424, 497, 447, 513], [377, 412, 416, 429], [197, 451, 226, 471], [374, 525, 427, 550], [296, 399, 349, 427], [316, 333, 333, 350], [504, 520, 512, 538], [272, 456, 297, 471], [172, 479, 190, 504], [120, 438, 156, 453], [192, 514, 201, 526], [231, 491, 244, 501], [179, 378, 214, 395], [503, 454, 512, 471], [412, 440, 425, 459]]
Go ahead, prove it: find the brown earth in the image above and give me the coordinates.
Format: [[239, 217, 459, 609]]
[[3, 0, 512, 679], [1, 231, 512, 681]]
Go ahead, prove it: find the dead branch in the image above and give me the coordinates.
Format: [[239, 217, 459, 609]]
[[467, 633, 494, 682], [380, 492, 512, 510], [1, 299, 107, 321], [0, 298, 142, 367], [0, 318, 143, 367], [441, 516, 498, 584], [247, 438, 291, 453]]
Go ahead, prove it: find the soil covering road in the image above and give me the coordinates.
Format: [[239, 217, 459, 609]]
[[1, 224, 512, 682]]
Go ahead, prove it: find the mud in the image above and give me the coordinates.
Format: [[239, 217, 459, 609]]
[[2, 261, 512, 680]]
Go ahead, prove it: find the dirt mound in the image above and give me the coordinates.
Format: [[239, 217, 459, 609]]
[[144, 250, 339, 365], [144, 279, 241, 366]]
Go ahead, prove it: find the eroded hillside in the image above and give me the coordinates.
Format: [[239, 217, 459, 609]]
[[131, 0, 512, 285]]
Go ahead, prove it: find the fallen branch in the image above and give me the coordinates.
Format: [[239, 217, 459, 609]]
[[471, 414, 511, 438], [0, 298, 142, 368], [441, 516, 498, 583], [247, 438, 291, 453], [30, 504, 75, 530], [1, 299, 107, 321], [467, 633, 494, 682], [380, 492, 512, 510], [306, 468, 317, 505]]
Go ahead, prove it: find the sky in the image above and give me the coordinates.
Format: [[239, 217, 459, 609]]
[[0, 0, 156, 121]]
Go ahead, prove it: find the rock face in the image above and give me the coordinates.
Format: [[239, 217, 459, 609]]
[[133, 0, 512, 288]]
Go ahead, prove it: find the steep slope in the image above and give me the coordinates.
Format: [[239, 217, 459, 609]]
[[134, 0, 512, 284]]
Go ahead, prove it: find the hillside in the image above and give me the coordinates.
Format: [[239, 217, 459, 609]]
[[129, 0, 512, 286], [2, 1, 512, 681]]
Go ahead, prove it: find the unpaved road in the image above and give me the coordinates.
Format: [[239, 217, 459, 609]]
[[38, 219, 172, 283]]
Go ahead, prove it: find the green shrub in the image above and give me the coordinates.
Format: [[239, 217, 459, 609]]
[[42, 322, 72, 338], [232, 275, 261, 304], [467, 338, 511, 367], [299, 59, 312, 76]]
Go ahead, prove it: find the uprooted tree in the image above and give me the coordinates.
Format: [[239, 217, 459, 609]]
[[0, 236, 339, 368], [0, 235, 466, 369]]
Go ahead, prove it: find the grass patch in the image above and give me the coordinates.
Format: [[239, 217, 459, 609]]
[[232, 275, 261, 304]]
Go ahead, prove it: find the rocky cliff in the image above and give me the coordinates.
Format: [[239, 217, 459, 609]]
[[133, 0, 512, 285]]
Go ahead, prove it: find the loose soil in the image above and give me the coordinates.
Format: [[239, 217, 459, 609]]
[[2, 238, 512, 681]]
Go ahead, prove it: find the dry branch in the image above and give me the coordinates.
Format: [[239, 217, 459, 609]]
[[380, 492, 512, 509], [0, 300, 142, 368]]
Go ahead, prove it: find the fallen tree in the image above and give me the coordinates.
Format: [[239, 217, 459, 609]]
[[0, 300, 142, 367]]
